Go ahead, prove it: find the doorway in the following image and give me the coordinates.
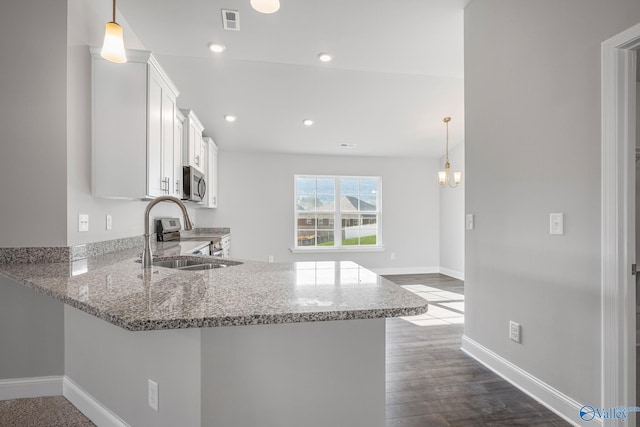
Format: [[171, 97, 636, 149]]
[[602, 23, 640, 427]]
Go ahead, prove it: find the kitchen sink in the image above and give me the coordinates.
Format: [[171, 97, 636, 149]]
[[176, 263, 229, 271], [153, 259, 207, 269], [143, 256, 241, 271]]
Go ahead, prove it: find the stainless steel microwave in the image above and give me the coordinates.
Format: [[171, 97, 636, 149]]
[[182, 166, 206, 202]]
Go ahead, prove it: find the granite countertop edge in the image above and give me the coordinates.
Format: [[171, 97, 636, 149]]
[[0, 248, 429, 331]]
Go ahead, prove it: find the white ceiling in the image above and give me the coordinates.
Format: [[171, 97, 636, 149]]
[[117, 0, 466, 158]]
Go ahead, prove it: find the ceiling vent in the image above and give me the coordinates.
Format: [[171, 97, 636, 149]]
[[222, 9, 240, 31]]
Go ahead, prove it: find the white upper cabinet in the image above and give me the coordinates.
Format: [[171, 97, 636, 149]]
[[201, 136, 218, 209], [180, 109, 205, 173], [91, 48, 180, 199]]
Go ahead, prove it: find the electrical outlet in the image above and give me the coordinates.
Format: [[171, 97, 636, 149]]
[[78, 214, 89, 232], [509, 321, 521, 343], [268, 255, 274, 263], [148, 379, 158, 411], [106, 214, 112, 230], [390, 252, 396, 260], [550, 213, 564, 235]]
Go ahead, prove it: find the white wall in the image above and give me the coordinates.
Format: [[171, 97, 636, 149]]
[[65, 306, 202, 427], [0, 0, 68, 247], [0, 277, 64, 379], [439, 141, 465, 278], [197, 151, 440, 272], [464, 0, 640, 409]]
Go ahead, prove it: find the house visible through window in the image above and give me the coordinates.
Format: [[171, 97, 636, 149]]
[[295, 175, 381, 249]]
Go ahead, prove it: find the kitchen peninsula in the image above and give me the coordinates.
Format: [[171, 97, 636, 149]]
[[0, 246, 427, 427]]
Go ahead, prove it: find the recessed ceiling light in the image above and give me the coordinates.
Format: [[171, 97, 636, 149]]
[[208, 43, 226, 53], [302, 119, 314, 126], [224, 115, 237, 122], [340, 143, 356, 148], [317, 52, 332, 62]]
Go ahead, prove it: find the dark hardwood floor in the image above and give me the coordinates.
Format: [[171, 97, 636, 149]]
[[383, 274, 570, 427]]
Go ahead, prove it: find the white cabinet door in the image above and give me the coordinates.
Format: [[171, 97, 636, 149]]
[[148, 65, 178, 198], [91, 49, 180, 200], [147, 67, 164, 198], [208, 139, 218, 208], [174, 110, 185, 196], [161, 91, 176, 196], [200, 137, 218, 209], [193, 129, 203, 171], [181, 109, 205, 173]]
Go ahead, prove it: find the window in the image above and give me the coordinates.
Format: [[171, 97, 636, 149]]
[[294, 175, 382, 250]]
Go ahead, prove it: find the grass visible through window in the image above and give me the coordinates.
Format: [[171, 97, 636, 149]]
[[318, 235, 377, 246]]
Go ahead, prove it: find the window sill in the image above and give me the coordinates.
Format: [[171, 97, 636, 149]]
[[290, 246, 385, 254]]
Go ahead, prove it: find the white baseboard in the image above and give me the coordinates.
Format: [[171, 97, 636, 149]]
[[461, 335, 599, 427], [63, 376, 129, 427], [438, 267, 464, 280], [0, 376, 63, 400], [371, 266, 439, 276]]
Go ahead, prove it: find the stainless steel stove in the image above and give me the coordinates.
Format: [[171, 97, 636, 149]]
[[156, 217, 182, 242]]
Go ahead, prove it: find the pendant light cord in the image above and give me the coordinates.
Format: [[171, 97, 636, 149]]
[[112, 0, 116, 23], [444, 117, 451, 163]]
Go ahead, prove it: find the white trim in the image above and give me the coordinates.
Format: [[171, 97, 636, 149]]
[[601, 22, 640, 426], [461, 336, 599, 427], [290, 245, 385, 253], [438, 267, 464, 280], [370, 266, 440, 276], [63, 376, 130, 427], [0, 376, 63, 400]]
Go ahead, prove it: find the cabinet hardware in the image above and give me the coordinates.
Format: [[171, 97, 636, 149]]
[[162, 177, 171, 194]]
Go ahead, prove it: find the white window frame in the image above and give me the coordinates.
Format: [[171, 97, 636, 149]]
[[292, 174, 384, 253]]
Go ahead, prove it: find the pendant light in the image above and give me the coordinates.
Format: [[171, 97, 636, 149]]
[[101, 0, 127, 63], [251, 0, 280, 14], [438, 117, 461, 188]]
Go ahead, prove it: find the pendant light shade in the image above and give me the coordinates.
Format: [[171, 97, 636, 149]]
[[101, 0, 127, 63], [250, 0, 280, 14]]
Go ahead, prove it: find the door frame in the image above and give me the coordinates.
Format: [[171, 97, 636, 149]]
[[602, 22, 640, 425]]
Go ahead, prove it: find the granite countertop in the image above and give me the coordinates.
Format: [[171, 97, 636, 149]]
[[0, 246, 428, 332]]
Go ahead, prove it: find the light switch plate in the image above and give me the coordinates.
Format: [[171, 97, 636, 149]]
[[466, 214, 474, 230], [106, 214, 112, 230], [550, 213, 564, 235]]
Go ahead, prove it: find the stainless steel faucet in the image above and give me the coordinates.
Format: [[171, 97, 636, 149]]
[[142, 196, 194, 268]]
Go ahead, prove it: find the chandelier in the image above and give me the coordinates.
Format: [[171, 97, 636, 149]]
[[438, 117, 461, 188]]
